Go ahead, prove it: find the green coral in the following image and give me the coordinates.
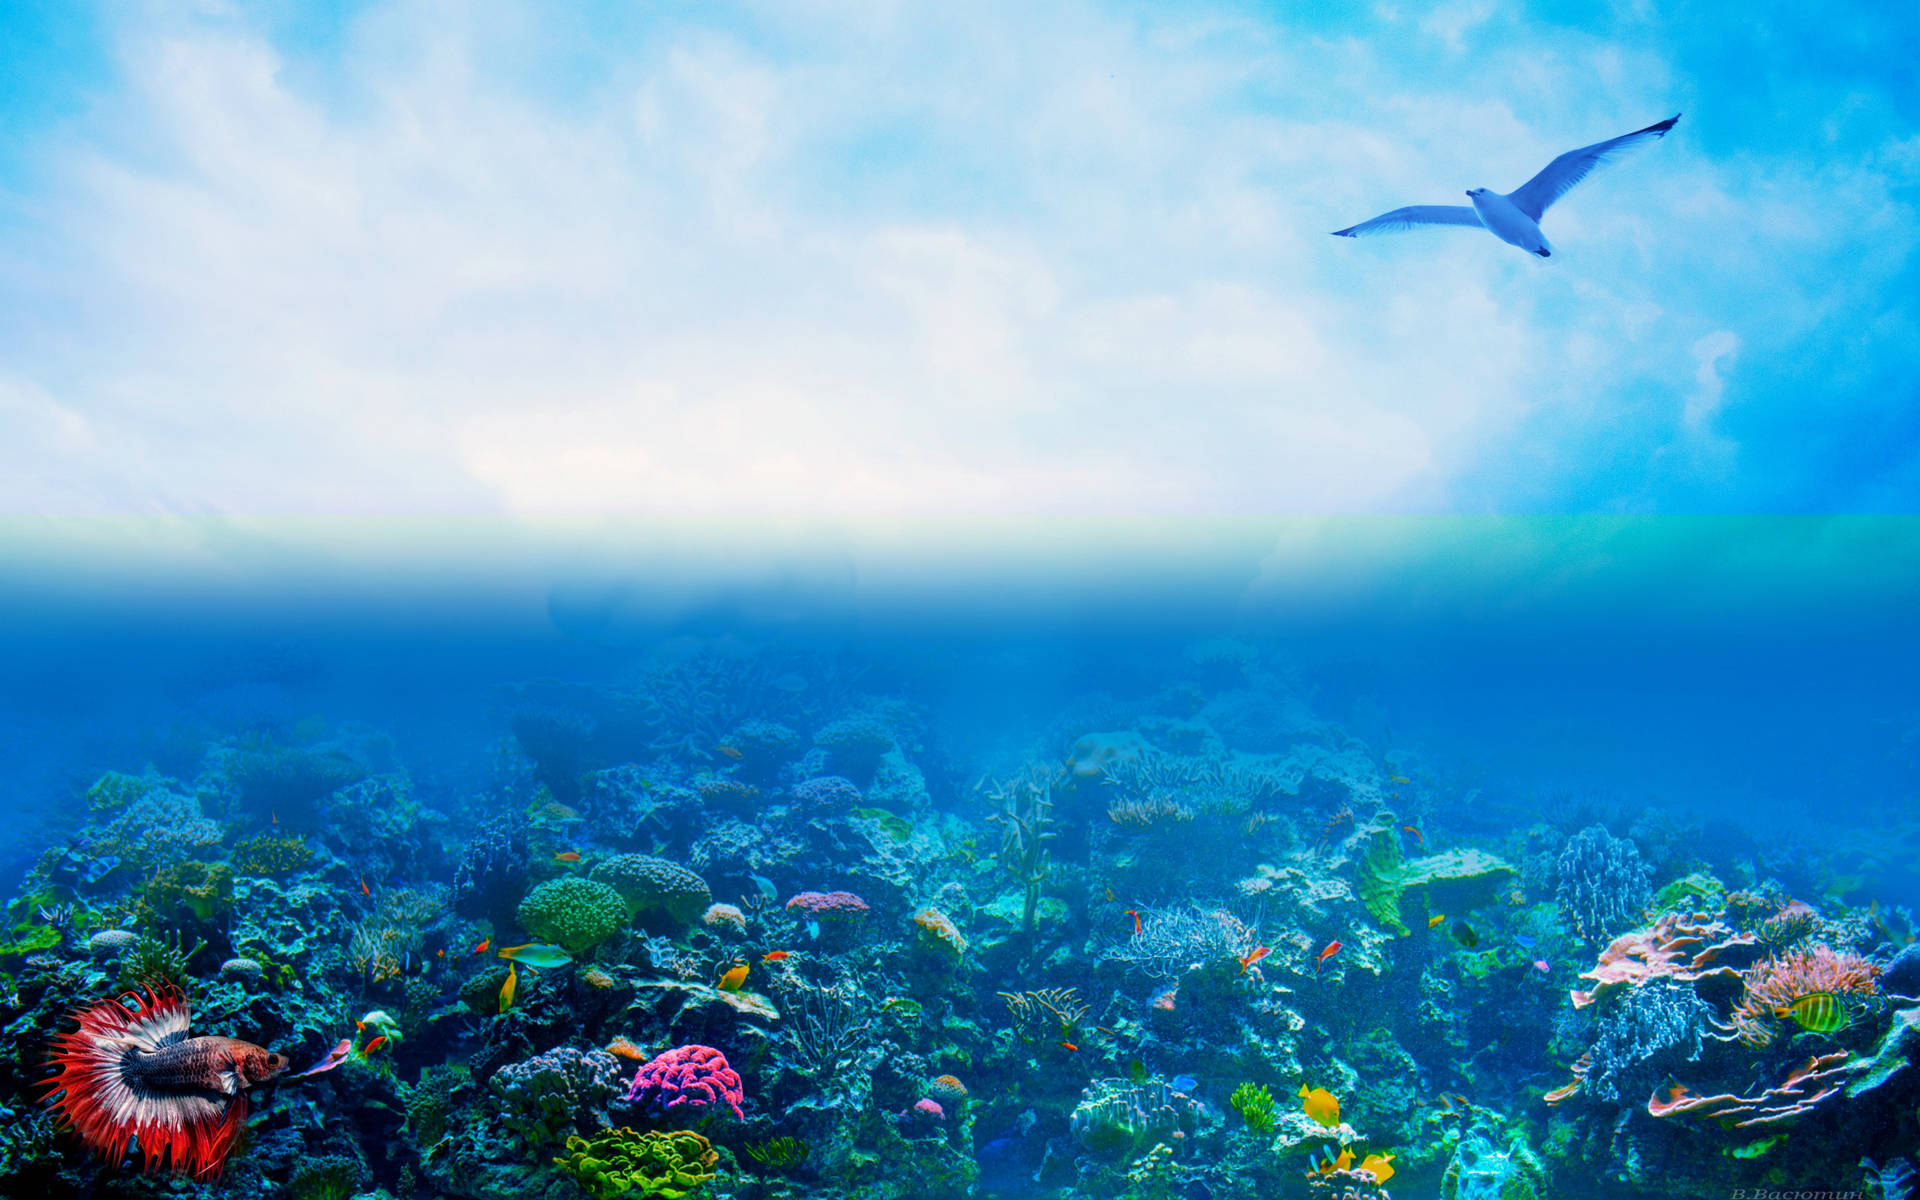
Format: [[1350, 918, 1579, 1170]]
[[1228, 1082, 1275, 1131], [404, 1064, 471, 1148], [1439, 1130, 1547, 1200], [554, 1128, 720, 1199], [289, 1155, 368, 1200], [517, 877, 629, 954], [1653, 871, 1727, 916], [0, 924, 61, 958], [742, 1136, 808, 1171], [116, 931, 208, 990], [588, 855, 712, 925], [1355, 819, 1514, 936], [85, 770, 153, 814], [136, 861, 235, 926]]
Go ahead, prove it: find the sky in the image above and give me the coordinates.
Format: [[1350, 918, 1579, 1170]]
[[0, 0, 1915, 526]]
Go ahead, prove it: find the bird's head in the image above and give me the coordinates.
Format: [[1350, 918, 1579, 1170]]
[[1465, 187, 1485, 198]]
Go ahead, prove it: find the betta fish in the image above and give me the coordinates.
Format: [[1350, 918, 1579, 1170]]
[[41, 984, 289, 1180]]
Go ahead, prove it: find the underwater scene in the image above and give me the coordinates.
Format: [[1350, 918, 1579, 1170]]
[[1, 519, 1917, 1200]]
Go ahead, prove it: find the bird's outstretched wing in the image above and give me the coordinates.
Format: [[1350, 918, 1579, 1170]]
[[1505, 114, 1680, 222], [1331, 206, 1483, 238]]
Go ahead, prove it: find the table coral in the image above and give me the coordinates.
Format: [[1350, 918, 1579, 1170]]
[[1569, 910, 1758, 1009], [1646, 1051, 1860, 1129]]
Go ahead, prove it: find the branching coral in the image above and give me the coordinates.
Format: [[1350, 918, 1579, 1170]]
[[1069, 1079, 1199, 1160], [1104, 905, 1253, 981], [984, 765, 1059, 934], [1730, 945, 1882, 1048], [1555, 825, 1652, 945], [999, 987, 1092, 1041]]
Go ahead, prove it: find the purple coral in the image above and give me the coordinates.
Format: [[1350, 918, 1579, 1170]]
[[490, 1047, 627, 1147], [791, 776, 861, 813], [623, 1044, 745, 1121], [785, 890, 870, 920]]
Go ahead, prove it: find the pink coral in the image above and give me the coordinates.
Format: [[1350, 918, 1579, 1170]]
[[1569, 910, 1757, 1009], [1730, 945, 1882, 1047], [784, 890, 871, 920], [623, 1044, 745, 1120], [1646, 1052, 1859, 1129], [912, 1098, 945, 1120]]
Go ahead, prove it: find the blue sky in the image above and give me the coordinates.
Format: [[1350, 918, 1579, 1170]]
[[0, 0, 1915, 519]]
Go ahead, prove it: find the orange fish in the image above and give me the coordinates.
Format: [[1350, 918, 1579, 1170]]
[[554, 851, 581, 863], [359, 876, 370, 897], [472, 938, 492, 956], [1315, 940, 1343, 972], [762, 951, 791, 963], [359, 1035, 388, 1058], [271, 810, 278, 826], [1059, 1041, 1078, 1052], [1402, 825, 1422, 844], [1126, 909, 1141, 935], [717, 964, 749, 992], [1238, 946, 1271, 973], [1104, 887, 1115, 902], [436, 948, 445, 958], [717, 745, 743, 760]]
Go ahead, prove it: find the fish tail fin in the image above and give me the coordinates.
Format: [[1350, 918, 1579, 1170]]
[[41, 985, 245, 1178]]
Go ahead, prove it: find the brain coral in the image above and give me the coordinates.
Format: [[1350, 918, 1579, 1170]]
[[517, 877, 630, 954], [590, 855, 712, 926]]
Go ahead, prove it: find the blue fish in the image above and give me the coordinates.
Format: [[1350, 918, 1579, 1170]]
[[1171, 1074, 1199, 1093], [806, 918, 821, 941], [1513, 934, 1538, 949]]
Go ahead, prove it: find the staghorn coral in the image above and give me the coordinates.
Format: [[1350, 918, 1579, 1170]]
[[984, 764, 1059, 933], [1555, 824, 1653, 945], [517, 877, 630, 954], [591, 855, 712, 926], [1105, 905, 1252, 980], [1730, 945, 1882, 1047], [554, 1128, 719, 1199], [999, 987, 1092, 1041]]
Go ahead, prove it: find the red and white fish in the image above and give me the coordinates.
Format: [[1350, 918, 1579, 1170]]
[[41, 984, 289, 1179]]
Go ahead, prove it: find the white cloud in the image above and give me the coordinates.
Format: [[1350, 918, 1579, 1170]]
[[0, 0, 1893, 519], [1684, 329, 1739, 431]]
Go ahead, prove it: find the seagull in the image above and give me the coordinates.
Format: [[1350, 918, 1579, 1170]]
[[1332, 114, 1680, 258]]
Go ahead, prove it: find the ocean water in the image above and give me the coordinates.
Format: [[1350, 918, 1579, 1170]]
[[2, 516, 1917, 1199]]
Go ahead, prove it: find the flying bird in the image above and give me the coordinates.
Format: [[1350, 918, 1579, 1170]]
[[1331, 115, 1680, 258]]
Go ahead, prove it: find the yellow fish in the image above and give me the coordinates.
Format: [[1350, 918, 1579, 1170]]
[[718, 963, 749, 992], [1391, 775, 1411, 785], [1298, 1084, 1341, 1129], [1428, 914, 1446, 929], [499, 962, 518, 1013], [1775, 991, 1846, 1034], [1359, 1153, 1395, 1183]]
